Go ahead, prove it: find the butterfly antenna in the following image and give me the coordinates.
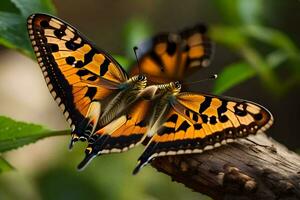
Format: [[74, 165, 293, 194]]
[[183, 74, 218, 86], [133, 46, 141, 74]]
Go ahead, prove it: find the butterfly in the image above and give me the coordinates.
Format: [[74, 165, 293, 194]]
[[77, 23, 273, 173], [27, 14, 273, 174], [27, 13, 148, 149]]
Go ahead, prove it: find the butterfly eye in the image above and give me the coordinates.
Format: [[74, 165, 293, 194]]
[[174, 81, 181, 89], [138, 75, 146, 81]]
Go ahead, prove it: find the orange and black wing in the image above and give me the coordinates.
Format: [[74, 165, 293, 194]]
[[130, 24, 213, 83], [27, 14, 128, 145], [133, 93, 273, 174], [77, 99, 152, 170]]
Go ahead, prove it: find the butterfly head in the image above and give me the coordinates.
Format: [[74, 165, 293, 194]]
[[169, 81, 182, 94], [156, 81, 182, 95], [138, 74, 147, 81], [130, 74, 147, 89]]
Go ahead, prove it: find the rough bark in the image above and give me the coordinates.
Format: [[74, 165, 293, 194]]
[[151, 133, 300, 200]]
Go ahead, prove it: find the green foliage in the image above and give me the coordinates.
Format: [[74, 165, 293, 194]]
[[0, 116, 68, 172], [0, 0, 56, 58], [6, 0, 56, 17], [213, 62, 255, 94], [0, 116, 67, 153], [211, 0, 300, 95], [0, 0, 57, 173], [244, 25, 300, 63], [213, 50, 288, 94]]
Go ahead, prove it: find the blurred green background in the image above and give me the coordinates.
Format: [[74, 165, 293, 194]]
[[0, 0, 300, 200]]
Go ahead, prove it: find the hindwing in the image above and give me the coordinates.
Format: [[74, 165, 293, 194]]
[[78, 99, 152, 170]]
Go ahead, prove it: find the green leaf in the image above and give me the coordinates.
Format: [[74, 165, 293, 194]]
[[0, 12, 33, 57], [266, 50, 288, 68], [0, 0, 19, 13], [213, 62, 255, 94], [238, 0, 263, 25], [9, 0, 56, 17], [210, 25, 248, 48], [0, 116, 68, 152], [213, 50, 285, 94], [244, 25, 300, 61], [0, 0, 56, 57], [0, 156, 14, 173]]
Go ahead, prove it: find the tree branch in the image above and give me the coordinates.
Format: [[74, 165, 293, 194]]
[[151, 133, 300, 200]]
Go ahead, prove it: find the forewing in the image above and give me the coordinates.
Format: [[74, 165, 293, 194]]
[[27, 14, 128, 142]]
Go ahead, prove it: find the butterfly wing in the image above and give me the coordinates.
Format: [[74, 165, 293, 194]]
[[130, 24, 213, 83], [77, 99, 152, 170], [27, 14, 128, 145], [133, 92, 273, 174]]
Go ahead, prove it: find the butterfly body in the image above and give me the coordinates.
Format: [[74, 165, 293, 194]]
[[95, 75, 147, 127]]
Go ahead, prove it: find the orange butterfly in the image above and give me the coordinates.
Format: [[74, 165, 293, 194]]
[[27, 14, 273, 174]]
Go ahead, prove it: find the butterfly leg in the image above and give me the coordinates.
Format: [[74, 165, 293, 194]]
[[77, 115, 127, 170], [69, 101, 101, 149]]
